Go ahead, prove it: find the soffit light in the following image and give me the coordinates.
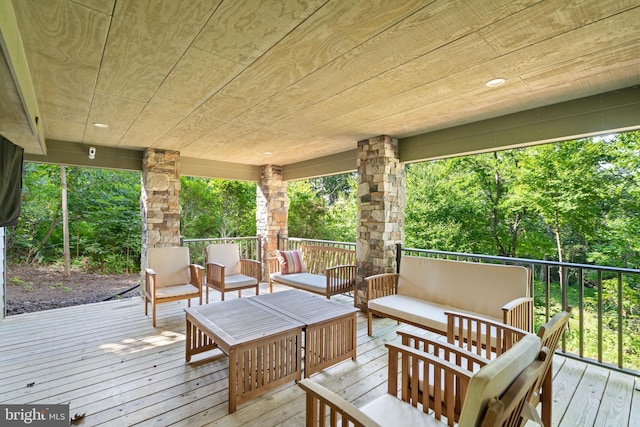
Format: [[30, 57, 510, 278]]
[[93, 123, 109, 128], [485, 78, 506, 87]]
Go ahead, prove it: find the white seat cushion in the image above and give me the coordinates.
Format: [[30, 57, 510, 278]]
[[270, 272, 326, 292], [360, 394, 448, 427], [368, 294, 500, 335], [155, 284, 200, 298], [223, 273, 258, 290]]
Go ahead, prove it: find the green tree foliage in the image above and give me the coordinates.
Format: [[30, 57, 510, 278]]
[[180, 177, 256, 238], [7, 165, 141, 272], [511, 139, 614, 264], [288, 174, 357, 242]]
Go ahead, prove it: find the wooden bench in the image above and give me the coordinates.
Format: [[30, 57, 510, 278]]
[[367, 255, 533, 336], [268, 244, 356, 298]]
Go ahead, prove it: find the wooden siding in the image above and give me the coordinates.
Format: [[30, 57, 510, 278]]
[[0, 283, 638, 426]]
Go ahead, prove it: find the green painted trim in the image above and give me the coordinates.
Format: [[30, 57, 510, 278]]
[[24, 140, 143, 171], [399, 86, 640, 163], [283, 150, 357, 181], [181, 156, 260, 182], [0, 0, 45, 154], [23, 139, 261, 181]]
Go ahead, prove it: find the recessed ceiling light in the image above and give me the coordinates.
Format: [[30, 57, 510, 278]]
[[93, 123, 109, 128], [485, 78, 506, 87], [264, 151, 272, 155]]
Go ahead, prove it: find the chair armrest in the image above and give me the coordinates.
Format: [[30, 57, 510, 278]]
[[240, 259, 262, 281], [366, 273, 399, 300], [396, 330, 489, 372], [385, 342, 473, 423], [502, 297, 534, 333], [325, 264, 357, 293], [445, 311, 528, 359], [297, 379, 382, 427], [189, 264, 204, 289], [145, 268, 156, 297], [206, 262, 225, 286], [267, 257, 280, 275]]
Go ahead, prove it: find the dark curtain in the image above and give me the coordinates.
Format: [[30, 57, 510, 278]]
[[0, 135, 24, 227]]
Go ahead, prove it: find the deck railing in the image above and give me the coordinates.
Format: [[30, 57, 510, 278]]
[[277, 235, 356, 252], [403, 246, 640, 376], [280, 236, 639, 376], [180, 236, 261, 267]]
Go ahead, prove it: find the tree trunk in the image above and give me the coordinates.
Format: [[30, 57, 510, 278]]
[[61, 166, 70, 276], [553, 209, 565, 307]]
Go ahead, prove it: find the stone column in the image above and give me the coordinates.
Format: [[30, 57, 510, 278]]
[[257, 165, 288, 278], [355, 135, 405, 310], [140, 149, 181, 272]]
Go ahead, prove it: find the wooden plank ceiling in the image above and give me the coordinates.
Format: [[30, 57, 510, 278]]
[[1, 0, 639, 172]]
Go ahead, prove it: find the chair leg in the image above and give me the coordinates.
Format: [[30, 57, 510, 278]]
[[368, 311, 373, 336], [542, 368, 553, 427], [153, 303, 157, 327], [238, 290, 241, 298], [188, 298, 191, 307], [221, 292, 225, 301], [256, 285, 259, 296], [206, 286, 209, 304]]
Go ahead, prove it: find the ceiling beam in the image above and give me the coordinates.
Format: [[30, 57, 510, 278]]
[[181, 157, 260, 182], [24, 140, 143, 171], [23, 139, 260, 181], [399, 86, 640, 163], [282, 150, 357, 181]]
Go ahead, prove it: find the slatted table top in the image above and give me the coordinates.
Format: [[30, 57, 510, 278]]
[[250, 289, 359, 326], [184, 298, 304, 348]]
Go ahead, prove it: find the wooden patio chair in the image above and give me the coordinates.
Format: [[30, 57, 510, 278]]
[[144, 246, 203, 327], [398, 308, 571, 425], [442, 308, 572, 426], [205, 243, 261, 302], [298, 333, 545, 427]]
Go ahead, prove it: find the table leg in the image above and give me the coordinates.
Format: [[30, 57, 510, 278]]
[[228, 348, 237, 413], [186, 317, 192, 362]]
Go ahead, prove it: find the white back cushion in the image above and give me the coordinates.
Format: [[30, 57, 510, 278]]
[[147, 247, 191, 288], [397, 256, 529, 318], [206, 243, 241, 276], [458, 333, 541, 426]]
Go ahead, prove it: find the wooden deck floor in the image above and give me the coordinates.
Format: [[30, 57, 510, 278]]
[[1, 283, 639, 427]]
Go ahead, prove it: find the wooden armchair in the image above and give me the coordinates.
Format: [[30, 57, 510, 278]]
[[298, 333, 545, 427], [205, 243, 261, 302], [419, 308, 571, 425], [144, 246, 203, 327]]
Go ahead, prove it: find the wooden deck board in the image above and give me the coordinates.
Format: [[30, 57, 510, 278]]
[[1, 282, 637, 427], [593, 369, 635, 427]]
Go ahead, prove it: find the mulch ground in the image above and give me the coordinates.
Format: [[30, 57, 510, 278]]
[[5, 264, 140, 315]]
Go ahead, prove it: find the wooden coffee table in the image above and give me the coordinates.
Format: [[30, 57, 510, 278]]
[[184, 298, 303, 413], [251, 289, 359, 377]]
